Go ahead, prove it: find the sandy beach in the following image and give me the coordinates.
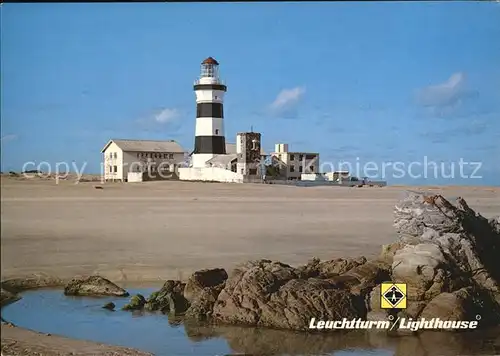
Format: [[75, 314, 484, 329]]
[[1, 177, 500, 355], [2, 177, 499, 283]]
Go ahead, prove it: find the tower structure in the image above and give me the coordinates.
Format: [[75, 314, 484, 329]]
[[236, 132, 262, 176], [191, 57, 227, 168]]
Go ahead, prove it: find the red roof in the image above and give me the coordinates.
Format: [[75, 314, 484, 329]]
[[202, 57, 219, 65]]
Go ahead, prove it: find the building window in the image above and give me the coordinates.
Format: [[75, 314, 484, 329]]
[[290, 166, 295, 173], [109, 166, 113, 173], [249, 168, 257, 175], [169, 153, 174, 159], [299, 166, 303, 173], [114, 152, 117, 159], [310, 166, 314, 172], [290, 154, 295, 161], [241, 169, 244, 174], [299, 155, 303, 161], [137, 153, 140, 158], [113, 166, 117, 173]]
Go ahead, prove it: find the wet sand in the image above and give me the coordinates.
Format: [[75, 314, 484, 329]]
[[1, 177, 499, 355], [1, 323, 152, 356]]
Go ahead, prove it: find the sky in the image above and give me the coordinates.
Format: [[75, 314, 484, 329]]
[[1, 2, 499, 185]]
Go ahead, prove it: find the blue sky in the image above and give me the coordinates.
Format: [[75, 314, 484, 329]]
[[2, 2, 499, 185]]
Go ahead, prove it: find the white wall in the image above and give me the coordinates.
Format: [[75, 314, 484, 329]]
[[301, 173, 326, 181], [192, 153, 216, 168], [103, 142, 124, 181], [178, 167, 244, 183], [195, 89, 225, 104], [195, 117, 224, 136], [127, 172, 143, 182]]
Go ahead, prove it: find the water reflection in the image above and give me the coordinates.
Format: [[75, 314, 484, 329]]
[[1, 289, 499, 356], [184, 322, 500, 356]]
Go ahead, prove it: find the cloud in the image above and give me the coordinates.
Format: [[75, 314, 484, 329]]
[[269, 87, 305, 118], [415, 72, 479, 117], [153, 108, 180, 124], [136, 107, 181, 126], [1, 134, 18, 143]]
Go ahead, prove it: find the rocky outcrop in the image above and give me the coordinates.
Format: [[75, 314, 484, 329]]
[[210, 259, 372, 331], [297, 256, 367, 278], [123, 294, 146, 311], [64, 276, 129, 297], [177, 192, 500, 332], [144, 280, 189, 315], [386, 191, 500, 326]]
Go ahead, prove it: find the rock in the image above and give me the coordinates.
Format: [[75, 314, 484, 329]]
[[0, 288, 21, 307], [102, 302, 115, 311], [185, 284, 225, 321], [64, 276, 129, 297], [380, 241, 407, 264], [392, 192, 500, 323], [122, 294, 146, 311], [145, 280, 189, 315], [212, 259, 364, 331], [392, 243, 449, 301], [419, 288, 474, 325], [307, 256, 367, 278], [1, 274, 64, 293], [184, 268, 228, 303]]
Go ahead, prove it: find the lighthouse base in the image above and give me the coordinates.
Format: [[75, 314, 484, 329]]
[[191, 153, 217, 168], [178, 167, 245, 183]]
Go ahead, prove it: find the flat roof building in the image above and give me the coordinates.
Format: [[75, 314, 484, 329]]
[[270, 143, 319, 180]]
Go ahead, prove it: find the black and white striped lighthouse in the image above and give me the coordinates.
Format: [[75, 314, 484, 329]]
[[191, 57, 227, 168]]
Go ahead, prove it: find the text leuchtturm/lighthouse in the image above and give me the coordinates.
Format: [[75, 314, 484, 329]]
[[191, 57, 227, 168]]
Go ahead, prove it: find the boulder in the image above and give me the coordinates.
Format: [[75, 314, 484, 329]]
[[1, 275, 64, 293], [339, 259, 391, 296], [122, 294, 146, 311], [419, 288, 471, 322], [185, 284, 225, 321], [212, 260, 365, 331], [183, 268, 228, 303], [102, 302, 115, 311], [392, 243, 449, 301], [145, 280, 189, 315], [64, 276, 129, 297]]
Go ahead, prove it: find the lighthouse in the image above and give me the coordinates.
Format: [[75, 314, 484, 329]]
[[191, 57, 227, 168]]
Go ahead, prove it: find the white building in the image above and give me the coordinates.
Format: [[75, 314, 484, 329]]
[[101, 139, 185, 182], [270, 143, 320, 180]]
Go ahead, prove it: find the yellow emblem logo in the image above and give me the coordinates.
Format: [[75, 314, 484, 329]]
[[380, 282, 407, 309]]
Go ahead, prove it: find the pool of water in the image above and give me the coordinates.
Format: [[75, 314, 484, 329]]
[[1, 289, 499, 356]]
